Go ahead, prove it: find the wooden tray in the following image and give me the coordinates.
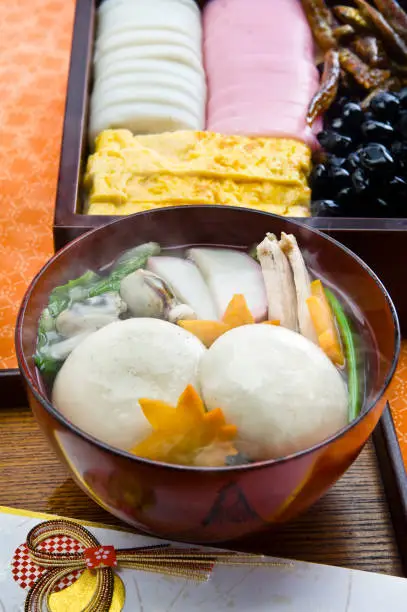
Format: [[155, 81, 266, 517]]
[[373, 406, 407, 575], [376, 342, 407, 574]]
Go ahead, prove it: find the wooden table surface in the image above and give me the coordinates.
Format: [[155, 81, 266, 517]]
[[0, 406, 403, 577]]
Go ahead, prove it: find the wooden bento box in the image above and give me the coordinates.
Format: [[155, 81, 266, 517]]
[[55, 0, 407, 337]]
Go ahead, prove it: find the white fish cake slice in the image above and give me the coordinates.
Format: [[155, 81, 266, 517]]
[[97, 16, 202, 51], [94, 42, 203, 77], [92, 71, 206, 108], [98, 0, 199, 18], [89, 102, 203, 144], [94, 44, 204, 80], [90, 82, 204, 123], [94, 27, 202, 62], [97, 3, 201, 41], [93, 57, 205, 90], [98, 0, 199, 19]]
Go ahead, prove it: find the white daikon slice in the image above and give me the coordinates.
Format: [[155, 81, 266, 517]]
[[187, 248, 268, 321]]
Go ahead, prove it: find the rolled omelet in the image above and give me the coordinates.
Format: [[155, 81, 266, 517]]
[[84, 130, 312, 217], [86, 129, 311, 184]]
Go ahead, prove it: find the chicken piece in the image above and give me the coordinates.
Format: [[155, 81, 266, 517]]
[[279, 233, 318, 344], [256, 234, 297, 331]]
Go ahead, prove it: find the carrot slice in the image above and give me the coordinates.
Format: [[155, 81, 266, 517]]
[[310, 279, 326, 302], [222, 294, 255, 327], [319, 329, 346, 366], [132, 430, 174, 460], [218, 424, 239, 441], [138, 398, 176, 431], [178, 294, 256, 347], [176, 384, 206, 425], [307, 280, 345, 366], [132, 385, 239, 464], [306, 295, 331, 337], [178, 320, 230, 348]]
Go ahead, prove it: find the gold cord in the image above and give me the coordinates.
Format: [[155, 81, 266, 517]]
[[23, 519, 292, 611]]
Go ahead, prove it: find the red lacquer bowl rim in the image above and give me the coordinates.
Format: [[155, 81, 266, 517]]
[[15, 205, 401, 473]]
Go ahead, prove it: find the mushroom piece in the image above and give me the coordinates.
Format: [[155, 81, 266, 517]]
[[279, 233, 318, 344], [256, 234, 298, 331], [55, 293, 127, 337], [52, 318, 207, 450], [199, 324, 348, 460]]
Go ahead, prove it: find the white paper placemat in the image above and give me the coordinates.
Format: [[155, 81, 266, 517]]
[[0, 505, 405, 611]]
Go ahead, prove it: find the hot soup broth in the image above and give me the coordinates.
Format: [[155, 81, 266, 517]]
[[35, 233, 368, 467]]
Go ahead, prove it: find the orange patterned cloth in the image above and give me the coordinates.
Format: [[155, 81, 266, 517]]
[[0, 0, 75, 369], [387, 340, 407, 469]]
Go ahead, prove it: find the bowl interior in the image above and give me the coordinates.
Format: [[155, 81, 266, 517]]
[[16, 205, 400, 462]]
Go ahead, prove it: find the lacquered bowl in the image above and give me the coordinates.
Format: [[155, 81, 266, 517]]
[[16, 206, 400, 543]]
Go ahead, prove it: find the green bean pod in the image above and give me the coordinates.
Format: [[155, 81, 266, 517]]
[[325, 288, 359, 422]]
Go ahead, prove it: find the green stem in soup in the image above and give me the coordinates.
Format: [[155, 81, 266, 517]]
[[324, 288, 359, 422]]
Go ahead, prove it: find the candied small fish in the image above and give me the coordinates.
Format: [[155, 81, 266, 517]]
[[307, 49, 340, 126], [351, 35, 388, 68], [301, 0, 337, 50], [355, 0, 407, 62], [372, 0, 407, 42], [333, 5, 371, 31], [339, 48, 391, 89]]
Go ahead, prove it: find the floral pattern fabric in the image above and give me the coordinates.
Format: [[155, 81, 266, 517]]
[[0, 0, 75, 369]]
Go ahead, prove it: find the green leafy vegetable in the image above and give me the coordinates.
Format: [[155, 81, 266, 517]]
[[46, 242, 160, 318], [88, 242, 160, 297], [33, 347, 63, 377], [48, 270, 100, 318], [249, 244, 259, 262], [34, 309, 63, 375], [325, 288, 359, 422], [34, 242, 161, 374]]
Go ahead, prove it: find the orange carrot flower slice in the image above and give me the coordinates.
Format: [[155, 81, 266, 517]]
[[132, 385, 238, 466]]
